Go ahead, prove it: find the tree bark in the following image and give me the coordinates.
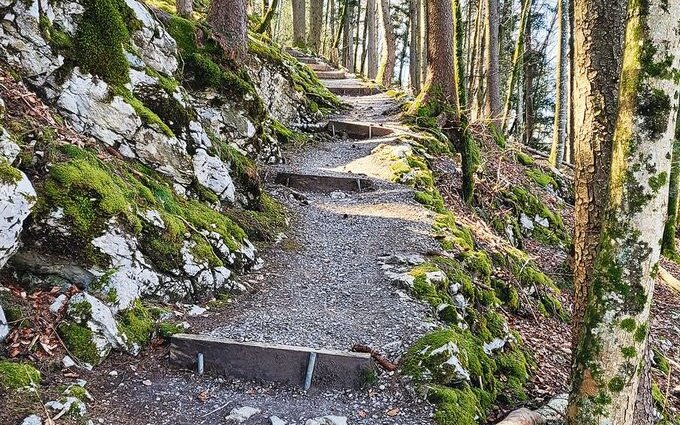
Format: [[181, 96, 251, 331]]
[[207, 0, 248, 60], [569, 0, 627, 352], [408, 0, 457, 109], [397, 20, 409, 86], [292, 0, 306, 47], [255, 0, 279, 34], [365, 0, 378, 79], [567, 0, 680, 423], [176, 0, 192, 18], [484, 0, 501, 119], [308, 0, 323, 52], [549, 0, 569, 168], [353, 2, 362, 73], [500, 0, 531, 132], [342, 2, 354, 69], [522, 13, 534, 145], [408, 0, 421, 91], [376, 0, 395, 86]]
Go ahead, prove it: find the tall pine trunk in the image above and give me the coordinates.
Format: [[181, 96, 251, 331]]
[[208, 0, 248, 60], [376, 0, 395, 86], [366, 0, 378, 79], [500, 0, 531, 132], [342, 2, 354, 69], [484, 0, 501, 119], [567, 0, 680, 423], [176, 0, 192, 18], [292, 0, 306, 47], [570, 0, 627, 351], [549, 0, 569, 168], [308, 0, 323, 52], [522, 14, 534, 145], [408, 0, 421, 91]]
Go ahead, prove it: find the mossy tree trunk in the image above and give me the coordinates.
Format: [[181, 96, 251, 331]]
[[256, 0, 279, 34], [308, 0, 323, 52], [570, 0, 627, 351], [484, 0, 501, 120], [408, 0, 421, 91], [548, 0, 569, 168], [567, 0, 680, 423], [292, 0, 306, 47], [208, 0, 248, 60], [661, 105, 680, 259], [376, 0, 395, 86], [176, 0, 192, 18]]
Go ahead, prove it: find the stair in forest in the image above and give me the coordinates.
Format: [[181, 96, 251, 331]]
[[308, 62, 336, 72], [274, 171, 375, 193], [315, 70, 347, 80], [326, 120, 395, 139]]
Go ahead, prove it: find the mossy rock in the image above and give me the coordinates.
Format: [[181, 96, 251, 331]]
[[117, 301, 154, 346], [428, 385, 492, 425], [0, 360, 41, 390], [58, 322, 102, 365]]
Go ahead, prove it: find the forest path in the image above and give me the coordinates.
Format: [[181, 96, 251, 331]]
[[85, 56, 440, 425]]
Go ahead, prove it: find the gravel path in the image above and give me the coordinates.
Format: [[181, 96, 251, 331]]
[[87, 74, 439, 425]]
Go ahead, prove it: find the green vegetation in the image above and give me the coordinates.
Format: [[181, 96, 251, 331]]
[[58, 322, 101, 364], [526, 168, 558, 189], [0, 159, 22, 184], [0, 361, 41, 390], [515, 151, 535, 166], [117, 300, 154, 346]]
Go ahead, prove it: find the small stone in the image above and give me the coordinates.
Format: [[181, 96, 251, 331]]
[[270, 416, 287, 425], [50, 294, 68, 314], [142, 380, 152, 386], [520, 213, 534, 231], [305, 416, 348, 425], [62, 356, 76, 368], [21, 415, 42, 425], [226, 406, 260, 423], [187, 305, 207, 316], [109, 370, 118, 377], [0, 305, 9, 343], [329, 191, 346, 199]]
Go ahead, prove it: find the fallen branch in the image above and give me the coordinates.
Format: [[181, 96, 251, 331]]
[[659, 266, 680, 294], [351, 344, 398, 372]]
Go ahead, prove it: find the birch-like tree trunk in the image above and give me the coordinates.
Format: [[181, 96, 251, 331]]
[[500, 0, 531, 132], [484, 0, 501, 119], [176, 0, 192, 18], [662, 106, 680, 258], [549, 0, 569, 168], [308, 0, 323, 52], [376, 0, 395, 86], [292, 0, 306, 47], [208, 0, 248, 60], [570, 0, 627, 349], [408, 0, 421, 91], [567, 0, 680, 423]]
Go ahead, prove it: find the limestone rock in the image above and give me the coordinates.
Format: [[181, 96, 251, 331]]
[[20, 415, 42, 425], [67, 292, 130, 359], [0, 169, 36, 269], [0, 304, 9, 342], [305, 416, 348, 425], [192, 148, 236, 202], [226, 406, 261, 423]]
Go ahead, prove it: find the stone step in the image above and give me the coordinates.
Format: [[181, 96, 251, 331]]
[[315, 70, 347, 80], [327, 120, 395, 139], [170, 334, 374, 390], [297, 56, 318, 64], [285, 48, 306, 58], [308, 63, 335, 72], [274, 172, 375, 193], [326, 85, 381, 96]]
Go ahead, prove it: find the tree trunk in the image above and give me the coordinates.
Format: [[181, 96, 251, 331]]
[[408, 0, 457, 109], [522, 13, 534, 145], [176, 0, 192, 18], [308, 0, 323, 52], [569, 0, 627, 351], [549, 0, 569, 168], [342, 2, 354, 69], [662, 105, 680, 258], [256, 0, 279, 34], [500, 0, 531, 132], [376, 0, 395, 86], [567, 0, 680, 423], [292, 0, 306, 47], [408, 0, 421, 91], [484, 0, 501, 119], [208, 0, 248, 60], [353, 2, 362, 73], [467, 0, 483, 115], [365, 0, 378, 79], [397, 20, 409, 86]]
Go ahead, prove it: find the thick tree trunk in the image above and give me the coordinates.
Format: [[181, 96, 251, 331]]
[[366, 0, 378, 79], [397, 21, 409, 86], [662, 106, 680, 258], [484, 0, 501, 119], [569, 0, 627, 351], [308, 0, 323, 52], [408, 0, 421, 91], [549, 0, 569, 168], [408, 0, 457, 109], [342, 2, 354, 69], [500, 0, 531, 132], [292, 0, 306, 47], [567, 0, 680, 423], [208, 0, 248, 60], [376, 0, 395, 86], [176, 0, 192, 18]]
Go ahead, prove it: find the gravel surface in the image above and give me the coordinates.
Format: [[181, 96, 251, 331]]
[[85, 77, 440, 424]]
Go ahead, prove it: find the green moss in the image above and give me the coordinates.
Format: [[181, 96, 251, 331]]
[[620, 317, 637, 331], [158, 322, 183, 339], [501, 186, 569, 247], [515, 151, 535, 166], [113, 87, 174, 137], [653, 348, 671, 375], [526, 168, 558, 188], [428, 385, 490, 425], [117, 300, 154, 346], [0, 159, 22, 184], [270, 119, 307, 146], [227, 192, 288, 242], [0, 361, 41, 390], [58, 322, 101, 364], [74, 0, 139, 86], [608, 376, 625, 393], [66, 385, 90, 401], [653, 383, 666, 410], [634, 324, 648, 342]]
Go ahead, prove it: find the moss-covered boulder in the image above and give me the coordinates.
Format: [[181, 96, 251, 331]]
[[0, 360, 41, 390]]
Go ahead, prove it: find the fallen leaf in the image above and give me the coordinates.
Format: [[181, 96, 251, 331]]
[[386, 408, 400, 417]]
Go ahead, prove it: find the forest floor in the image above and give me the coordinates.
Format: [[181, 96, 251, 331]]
[[2, 58, 679, 425]]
